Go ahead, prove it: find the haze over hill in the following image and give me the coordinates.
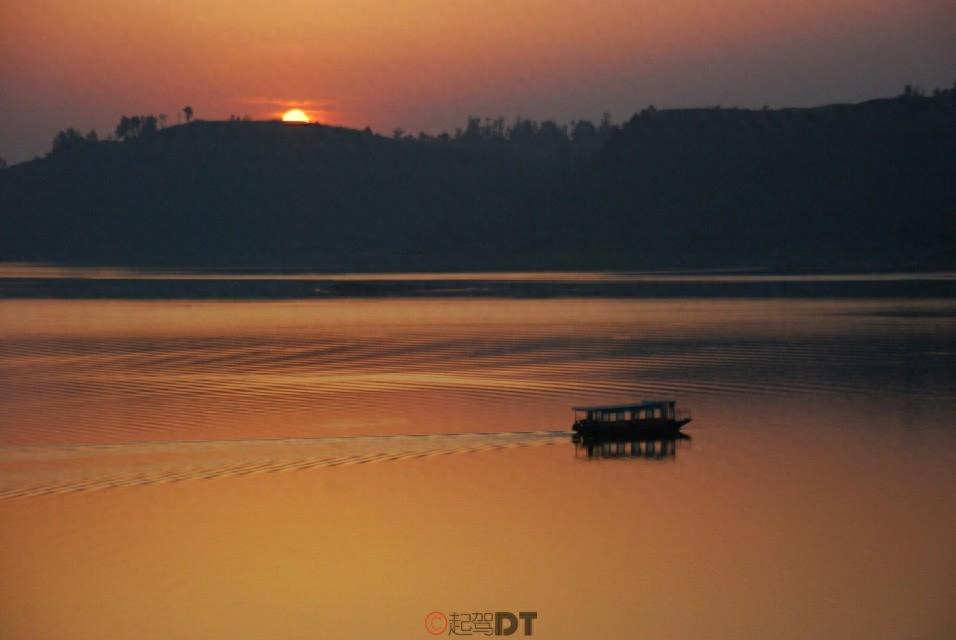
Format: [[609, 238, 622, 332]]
[[1, 87, 954, 272]]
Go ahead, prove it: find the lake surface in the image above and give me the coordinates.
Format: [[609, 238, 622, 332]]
[[1, 271, 954, 639]]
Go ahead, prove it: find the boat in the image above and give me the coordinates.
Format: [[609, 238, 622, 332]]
[[571, 400, 691, 441]]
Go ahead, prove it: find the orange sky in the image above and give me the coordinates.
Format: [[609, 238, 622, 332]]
[[1, 0, 953, 162]]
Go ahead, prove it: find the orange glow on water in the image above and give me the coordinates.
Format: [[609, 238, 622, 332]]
[[0, 295, 955, 637]]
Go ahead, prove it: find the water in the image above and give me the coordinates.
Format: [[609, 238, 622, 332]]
[[1, 271, 954, 638]]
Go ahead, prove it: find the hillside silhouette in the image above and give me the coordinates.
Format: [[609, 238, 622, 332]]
[[1, 88, 954, 271], [515, 89, 956, 270]]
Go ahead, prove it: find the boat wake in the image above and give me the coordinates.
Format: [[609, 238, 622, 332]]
[[0, 431, 568, 500]]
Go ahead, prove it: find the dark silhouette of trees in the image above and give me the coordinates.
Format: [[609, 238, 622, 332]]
[[536, 120, 566, 144], [114, 115, 159, 140], [183, 106, 193, 123], [570, 119, 601, 156], [571, 119, 597, 141], [115, 116, 140, 140], [902, 84, 925, 98], [51, 128, 86, 153], [508, 117, 536, 145], [459, 116, 482, 142], [142, 115, 158, 135], [48, 127, 103, 156], [431, 113, 612, 162], [599, 112, 612, 136]]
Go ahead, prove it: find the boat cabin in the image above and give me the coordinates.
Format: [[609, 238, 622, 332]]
[[573, 400, 679, 424]]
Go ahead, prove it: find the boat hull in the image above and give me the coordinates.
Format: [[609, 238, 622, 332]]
[[572, 418, 690, 440]]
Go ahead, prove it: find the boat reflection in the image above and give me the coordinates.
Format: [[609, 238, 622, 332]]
[[573, 432, 692, 460]]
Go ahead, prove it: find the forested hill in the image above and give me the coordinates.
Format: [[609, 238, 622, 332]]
[[1, 88, 954, 271], [518, 91, 956, 270], [0, 121, 573, 270]]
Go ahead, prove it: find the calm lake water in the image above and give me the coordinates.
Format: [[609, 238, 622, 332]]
[[1, 271, 954, 639]]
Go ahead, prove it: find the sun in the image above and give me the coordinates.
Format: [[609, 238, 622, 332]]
[[281, 108, 311, 123]]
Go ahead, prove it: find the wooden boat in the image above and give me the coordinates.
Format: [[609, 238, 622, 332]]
[[572, 400, 691, 440]]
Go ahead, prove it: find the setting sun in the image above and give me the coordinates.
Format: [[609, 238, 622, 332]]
[[281, 108, 310, 123]]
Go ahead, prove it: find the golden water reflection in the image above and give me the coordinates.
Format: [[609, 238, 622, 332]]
[[2, 423, 954, 639], [0, 295, 954, 638]]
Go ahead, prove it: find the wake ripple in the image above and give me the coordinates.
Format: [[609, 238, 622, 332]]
[[2, 299, 953, 446], [0, 431, 568, 500]]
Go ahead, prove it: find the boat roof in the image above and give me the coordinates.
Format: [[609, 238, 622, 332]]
[[573, 400, 674, 411]]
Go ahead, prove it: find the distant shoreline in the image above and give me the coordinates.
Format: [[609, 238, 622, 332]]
[[1, 265, 954, 300]]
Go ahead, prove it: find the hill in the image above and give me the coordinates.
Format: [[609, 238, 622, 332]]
[[516, 92, 956, 270], [0, 121, 568, 269], [1, 89, 954, 271]]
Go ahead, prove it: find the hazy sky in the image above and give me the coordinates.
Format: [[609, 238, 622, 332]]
[[1, 0, 953, 163]]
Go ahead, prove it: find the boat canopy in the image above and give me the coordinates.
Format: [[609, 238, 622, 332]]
[[573, 400, 674, 412]]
